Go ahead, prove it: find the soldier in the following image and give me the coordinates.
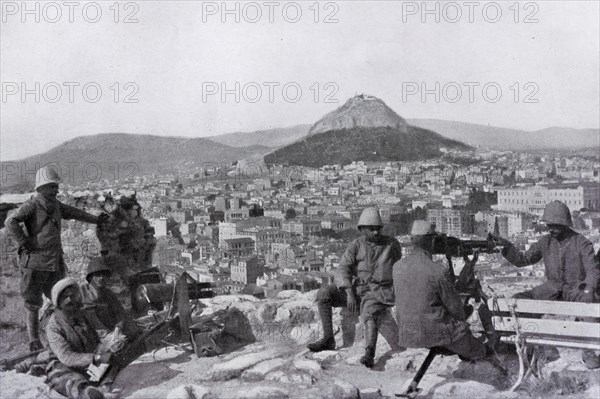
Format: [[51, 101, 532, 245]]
[[394, 220, 489, 360], [307, 207, 402, 368], [5, 167, 108, 351], [80, 257, 140, 340], [45, 278, 110, 399], [492, 200, 600, 369]]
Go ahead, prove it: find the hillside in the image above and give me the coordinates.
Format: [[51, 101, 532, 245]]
[[309, 94, 407, 136], [209, 125, 311, 148], [0, 134, 270, 190], [264, 126, 472, 168], [408, 119, 600, 150]]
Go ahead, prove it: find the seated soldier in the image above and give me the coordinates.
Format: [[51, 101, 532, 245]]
[[492, 201, 600, 369], [45, 278, 112, 399], [394, 221, 492, 360], [307, 208, 402, 368], [80, 257, 140, 340]]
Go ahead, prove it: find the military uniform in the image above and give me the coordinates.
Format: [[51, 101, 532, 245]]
[[45, 279, 104, 399], [502, 230, 599, 301], [6, 193, 98, 310], [308, 208, 402, 367], [394, 247, 486, 359]]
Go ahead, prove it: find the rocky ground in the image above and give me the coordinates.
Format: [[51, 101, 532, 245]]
[[1, 290, 599, 399]]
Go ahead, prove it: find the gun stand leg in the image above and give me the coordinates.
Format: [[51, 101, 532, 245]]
[[395, 348, 439, 398]]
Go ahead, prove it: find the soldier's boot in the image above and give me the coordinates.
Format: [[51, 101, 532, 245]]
[[360, 319, 378, 368], [478, 303, 499, 350], [27, 309, 42, 352], [377, 309, 403, 351], [307, 302, 335, 352]]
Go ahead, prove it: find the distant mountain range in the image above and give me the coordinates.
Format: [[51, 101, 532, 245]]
[[209, 125, 311, 148], [0, 134, 270, 191], [2, 94, 597, 192], [407, 119, 600, 150], [206, 119, 599, 151]]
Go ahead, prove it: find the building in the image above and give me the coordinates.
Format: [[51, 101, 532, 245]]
[[282, 219, 322, 236], [230, 256, 263, 285], [321, 217, 354, 232], [180, 222, 197, 235], [224, 207, 250, 221], [151, 218, 168, 237], [221, 237, 255, 259], [427, 209, 473, 237], [494, 184, 600, 215], [218, 222, 239, 242]]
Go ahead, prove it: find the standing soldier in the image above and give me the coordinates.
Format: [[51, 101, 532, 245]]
[[5, 166, 107, 351], [492, 200, 600, 369], [307, 207, 402, 368]]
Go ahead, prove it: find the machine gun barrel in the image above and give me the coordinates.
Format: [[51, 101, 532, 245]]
[[431, 233, 499, 257], [136, 282, 215, 305]]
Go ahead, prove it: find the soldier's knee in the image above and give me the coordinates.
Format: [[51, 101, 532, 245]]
[[316, 285, 336, 303]]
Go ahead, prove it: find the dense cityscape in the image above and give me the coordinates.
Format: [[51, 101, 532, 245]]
[[3, 147, 596, 301]]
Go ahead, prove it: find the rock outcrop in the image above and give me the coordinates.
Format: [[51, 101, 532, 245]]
[[2, 291, 599, 399], [308, 94, 407, 136]]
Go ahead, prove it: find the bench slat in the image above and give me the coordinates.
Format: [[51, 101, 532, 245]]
[[493, 316, 600, 340], [488, 298, 600, 318], [500, 336, 600, 351]]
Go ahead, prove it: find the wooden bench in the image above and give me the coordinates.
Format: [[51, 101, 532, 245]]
[[489, 298, 600, 391]]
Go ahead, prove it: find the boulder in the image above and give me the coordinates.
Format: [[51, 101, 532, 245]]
[[166, 385, 209, 399], [431, 380, 496, 398], [265, 370, 316, 386], [241, 358, 288, 381], [210, 350, 280, 381], [359, 388, 383, 399], [293, 359, 321, 373], [233, 386, 289, 399], [276, 290, 302, 299], [310, 350, 342, 364]]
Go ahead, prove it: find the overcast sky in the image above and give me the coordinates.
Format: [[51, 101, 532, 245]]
[[1, 0, 599, 161]]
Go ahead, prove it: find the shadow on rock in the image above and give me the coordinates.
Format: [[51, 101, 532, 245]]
[[114, 361, 183, 394], [451, 356, 514, 390], [372, 348, 407, 372]]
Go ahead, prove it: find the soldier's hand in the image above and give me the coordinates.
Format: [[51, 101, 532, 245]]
[[346, 292, 358, 315], [98, 352, 112, 364], [462, 251, 479, 267], [97, 212, 110, 225], [490, 234, 510, 247]]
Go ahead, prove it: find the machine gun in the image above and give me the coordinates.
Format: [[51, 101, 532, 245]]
[[431, 232, 499, 258], [429, 232, 500, 301]]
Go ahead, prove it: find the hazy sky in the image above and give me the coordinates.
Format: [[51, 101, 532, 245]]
[[1, 0, 599, 160]]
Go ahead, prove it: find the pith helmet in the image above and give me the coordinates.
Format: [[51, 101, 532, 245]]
[[541, 201, 573, 227], [86, 257, 111, 282], [411, 220, 435, 236], [35, 166, 61, 190], [51, 278, 78, 307], [357, 207, 383, 228]]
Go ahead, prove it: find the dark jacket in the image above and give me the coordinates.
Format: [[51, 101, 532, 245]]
[[5, 193, 98, 272], [80, 282, 125, 332], [394, 248, 470, 348], [46, 309, 100, 370], [502, 230, 599, 297]]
